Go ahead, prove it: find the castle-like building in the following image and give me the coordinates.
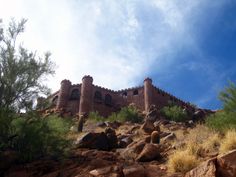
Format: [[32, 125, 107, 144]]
[[49, 75, 196, 117]]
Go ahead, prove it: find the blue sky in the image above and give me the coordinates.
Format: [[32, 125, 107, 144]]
[[0, 0, 236, 110]]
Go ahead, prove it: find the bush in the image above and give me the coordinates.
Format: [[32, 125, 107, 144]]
[[168, 149, 199, 173], [0, 110, 72, 162], [206, 111, 236, 132], [220, 129, 236, 153], [206, 81, 236, 132], [89, 111, 105, 122], [161, 105, 187, 122], [89, 106, 143, 123], [114, 105, 143, 123]]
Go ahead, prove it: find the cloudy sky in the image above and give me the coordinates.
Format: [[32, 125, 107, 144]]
[[1, 0, 236, 110]]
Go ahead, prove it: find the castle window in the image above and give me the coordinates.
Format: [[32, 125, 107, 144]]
[[70, 89, 80, 100], [52, 96, 58, 105], [133, 90, 138, 95], [94, 91, 102, 100], [122, 92, 127, 97], [105, 94, 112, 106]]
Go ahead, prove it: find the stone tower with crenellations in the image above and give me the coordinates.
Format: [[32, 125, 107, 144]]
[[50, 75, 197, 117]]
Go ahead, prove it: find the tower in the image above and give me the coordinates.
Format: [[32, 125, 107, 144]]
[[144, 77, 153, 113], [56, 79, 71, 110], [79, 75, 93, 117]]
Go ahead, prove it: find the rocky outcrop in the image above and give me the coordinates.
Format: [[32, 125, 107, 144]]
[[185, 158, 216, 177], [185, 149, 236, 177], [75, 128, 118, 151], [89, 165, 124, 177], [123, 165, 146, 177], [136, 143, 161, 162], [217, 149, 236, 177]]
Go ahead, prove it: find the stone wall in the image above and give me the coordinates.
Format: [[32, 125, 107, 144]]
[[50, 76, 196, 117]]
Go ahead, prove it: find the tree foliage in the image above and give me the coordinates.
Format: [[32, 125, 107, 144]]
[[0, 19, 55, 111], [161, 105, 187, 122], [219, 81, 236, 113], [206, 81, 236, 132], [0, 19, 71, 164]]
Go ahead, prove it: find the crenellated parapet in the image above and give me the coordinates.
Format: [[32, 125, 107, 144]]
[[50, 75, 199, 117]]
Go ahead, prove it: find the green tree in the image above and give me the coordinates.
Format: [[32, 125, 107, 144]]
[[219, 81, 236, 113], [206, 81, 236, 132], [0, 19, 55, 111], [0, 19, 72, 163]]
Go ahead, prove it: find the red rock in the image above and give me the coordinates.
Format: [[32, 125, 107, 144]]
[[123, 165, 146, 177], [185, 158, 216, 177], [136, 143, 161, 162], [217, 149, 236, 177], [141, 120, 155, 134]]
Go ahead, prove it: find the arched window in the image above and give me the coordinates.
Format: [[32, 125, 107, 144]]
[[94, 91, 102, 100], [105, 94, 112, 106], [133, 90, 138, 95], [70, 89, 80, 100], [52, 96, 58, 105], [122, 92, 127, 97]]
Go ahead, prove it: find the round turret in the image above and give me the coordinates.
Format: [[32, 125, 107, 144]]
[[144, 77, 153, 113], [79, 75, 94, 117], [56, 79, 71, 110]]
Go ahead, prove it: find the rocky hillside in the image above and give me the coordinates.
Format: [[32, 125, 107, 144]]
[[2, 105, 236, 177]]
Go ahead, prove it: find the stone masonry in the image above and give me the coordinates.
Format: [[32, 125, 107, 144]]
[[49, 75, 196, 117]]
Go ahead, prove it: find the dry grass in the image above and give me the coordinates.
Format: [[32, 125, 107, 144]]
[[202, 134, 221, 152], [168, 149, 199, 173], [220, 129, 236, 153]]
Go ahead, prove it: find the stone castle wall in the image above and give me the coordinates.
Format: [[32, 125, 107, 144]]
[[50, 75, 195, 117]]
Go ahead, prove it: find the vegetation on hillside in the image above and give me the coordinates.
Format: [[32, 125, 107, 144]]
[[206, 81, 236, 132], [89, 105, 143, 123], [0, 19, 71, 163], [161, 105, 187, 122]]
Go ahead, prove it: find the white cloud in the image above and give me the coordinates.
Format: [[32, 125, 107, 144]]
[[0, 0, 229, 96]]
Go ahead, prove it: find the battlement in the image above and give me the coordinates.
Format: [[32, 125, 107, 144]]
[[50, 75, 197, 117]]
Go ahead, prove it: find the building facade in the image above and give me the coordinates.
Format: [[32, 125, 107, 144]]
[[50, 75, 196, 117]]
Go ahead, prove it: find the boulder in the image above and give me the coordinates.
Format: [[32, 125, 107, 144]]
[[141, 120, 155, 134], [136, 143, 161, 162], [89, 165, 124, 177], [146, 105, 159, 123], [76, 132, 109, 151], [151, 131, 160, 144], [123, 165, 146, 177], [217, 149, 236, 177], [121, 141, 146, 160], [105, 128, 118, 149], [105, 121, 121, 129], [185, 158, 217, 177], [160, 132, 171, 138], [118, 137, 133, 148], [162, 132, 176, 142], [76, 128, 118, 151]]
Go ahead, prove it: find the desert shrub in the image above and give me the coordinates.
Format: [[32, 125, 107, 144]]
[[114, 105, 143, 123], [168, 149, 199, 173], [206, 81, 236, 132], [0, 108, 16, 150], [89, 111, 105, 122], [161, 105, 187, 122], [206, 111, 236, 132], [0, 110, 72, 162], [220, 129, 236, 153], [202, 134, 221, 152], [89, 106, 143, 123]]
